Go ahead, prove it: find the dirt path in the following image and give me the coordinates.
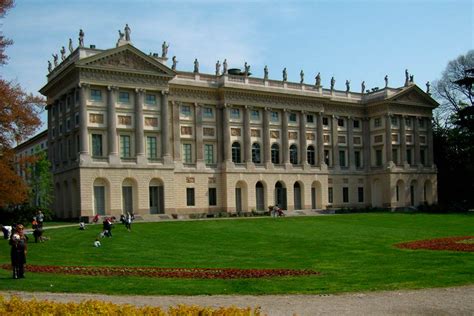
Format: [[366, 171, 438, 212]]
[[1, 285, 473, 315]]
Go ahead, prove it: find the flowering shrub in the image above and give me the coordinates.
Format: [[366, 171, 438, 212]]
[[395, 236, 474, 252], [0, 264, 319, 279], [0, 296, 263, 315]]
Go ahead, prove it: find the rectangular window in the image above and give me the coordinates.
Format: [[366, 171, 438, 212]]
[[251, 110, 260, 120], [204, 144, 214, 164], [119, 91, 130, 103], [75, 113, 79, 126], [324, 150, 330, 166], [120, 135, 131, 158], [392, 148, 398, 164], [186, 188, 195, 206], [289, 112, 297, 122], [328, 187, 333, 204], [271, 111, 279, 122], [208, 188, 217, 206], [92, 134, 102, 157], [339, 150, 346, 167], [353, 119, 360, 129], [145, 94, 157, 105], [374, 118, 381, 128], [396, 185, 400, 202], [203, 107, 214, 118], [355, 151, 361, 168], [376, 149, 383, 167], [182, 143, 192, 163], [90, 89, 102, 102], [66, 119, 71, 131], [358, 187, 364, 203], [181, 105, 191, 117], [405, 117, 412, 127], [338, 118, 345, 127], [343, 187, 349, 203], [406, 149, 412, 165], [391, 117, 398, 127], [230, 108, 240, 119], [322, 117, 329, 126], [147, 136, 157, 159], [307, 114, 314, 123], [420, 149, 426, 165], [419, 119, 425, 128]]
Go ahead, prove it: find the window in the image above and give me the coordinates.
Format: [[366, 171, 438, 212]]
[[355, 151, 361, 168], [396, 185, 400, 202], [353, 119, 360, 129], [290, 144, 298, 164], [59, 124, 63, 134], [419, 119, 425, 128], [358, 187, 364, 202], [208, 188, 217, 206], [182, 143, 192, 163], [119, 91, 130, 103], [75, 113, 79, 126], [391, 117, 398, 127], [147, 136, 157, 159], [186, 188, 195, 206], [405, 117, 412, 127], [120, 135, 131, 158], [181, 105, 191, 117], [252, 143, 261, 163], [145, 94, 157, 105], [392, 148, 398, 164], [322, 117, 329, 126], [307, 114, 314, 123], [92, 134, 102, 157], [324, 149, 330, 165], [406, 149, 412, 165], [271, 144, 280, 164], [203, 107, 214, 119], [232, 142, 241, 163], [271, 111, 279, 122], [343, 187, 349, 203], [328, 187, 333, 204], [374, 118, 381, 128], [230, 108, 240, 119], [204, 144, 214, 164], [251, 110, 260, 120], [289, 113, 297, 122], [420, 149, 426, 165], [90, 89, 102, 102], [376, 149, 383, 167], [307, 145, 315, 165], [339, 150, 346, 167], [338, 118, 345, 127]]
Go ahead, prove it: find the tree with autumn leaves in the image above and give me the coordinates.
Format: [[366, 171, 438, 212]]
[[0, 0, 45, 208]]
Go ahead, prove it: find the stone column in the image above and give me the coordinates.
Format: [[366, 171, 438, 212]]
[[400, 115, 407, 166], [332, 115, 340, 168], [61, 95, 68, 163], [414, 116, 420, 166], [347, 117, 354, 170], [161, 91, 172, 164], [54, 100, 60, 165], [47, 105, 53, 168], [243, 106, 252, 165], [223, 105, 231, 163], [363, 118, 371, 170], [299, 111, 307, 165], [216, 105, 223, 164], [78, 84, 89, 157], [135, 89, 145, 164], [171, 101, 181, 161], [317, 112, 324, 167], [427, 116, 434, 167], [194, 103, 204, 166], [385, 114, 393, 166], [282, 110, 289, 165], [263, 107, 272, 167], [106, 86, 119, 164]]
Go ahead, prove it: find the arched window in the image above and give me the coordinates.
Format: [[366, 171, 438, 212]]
[[232, 142, 241, 163], [271, 144, 280, 164], [290, 144, 298, 165], [252, 143, 261, 163], [307, 145, 315, 165]]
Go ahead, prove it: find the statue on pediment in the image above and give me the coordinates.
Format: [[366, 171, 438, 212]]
[[426, 81, 431, 94], [405, 69, 409, 86], [345, 80, 350, 92], [68, 38, 73, 54], [60, 46, 66, 61], [300, 70, 304, 84], [118, 30, 125, 40], [124, 24, 131, 41], [283, 67, 287, 82], [52, 53, 58, 67], [78, 29, 84, 47], [410, 75, 414, 83], [384, 75, 388, 87], [48, 60, 52, 73], [223, 59, 228, 74], [162, 41, 169, 58], [194, 58, 199, 73], [315, 72, 321, 87], [361, 81, 365, 94], [244, 62, 250, 76], [172, 56, 177, 70], [216, 60, 221, 75], [330, 76, 335, 91], [264, 65, 268, 80]]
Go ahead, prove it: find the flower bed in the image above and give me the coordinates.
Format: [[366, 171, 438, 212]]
[[0, 264, 319, 279], [395, 236, 474, 252]]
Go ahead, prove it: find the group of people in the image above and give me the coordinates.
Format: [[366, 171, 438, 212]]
[[269, 205, 285, 217], [87, 213, 134, 247]]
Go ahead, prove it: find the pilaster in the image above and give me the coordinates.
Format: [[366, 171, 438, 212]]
[[107, 86, 120, 164], [331, 115, 340, 169], [414, 116, 421, 167], [316, 112, 325, 168], [347, 116, 355, 170], [427, 116, 434, 167], [400, 115, 407, 167], [263, 107, 272, 168], [299, 111, 307, 165], [243, 106, 253, 167], [385, 114, 393, 168], [194, 103, 205, 169], [362, 117, 371, 170], [282, 109, 290, 166], [161, 90, 172, 164], [135, 88, 146, 165], [78, 83, 90, 164]]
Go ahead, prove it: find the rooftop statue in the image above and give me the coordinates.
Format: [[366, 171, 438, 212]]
[[315, 72, 321, 87], [78, 29, 84, 47], [345, 80, 350, 92], [410, 75, 414, 83], [283, 68, 287, 82], [52, 53, 58, 67], [162, 41, 169, 58], [405, 68, 409, 86], [300, 70, 304, 84], [48, 60, 52, 73], [68, 38, 73, 54], [194, 58, 199, 73], [426, 81, 431, 94], [118, 30, 125, 40], [172, 56, 178, 71], [264, 65, 268, 80], [361, 81, 366, 94], [330, 76, 335, 90], [216, 60, 221, 76], [124, 24, 131, 41], [60, 46, 66, 61], [384, 75, 388, 87], [223, 59, 228, 74]]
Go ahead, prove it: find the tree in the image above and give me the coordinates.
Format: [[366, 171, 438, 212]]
[[28, 150, 53, 210], [0, 0, 44, 208]]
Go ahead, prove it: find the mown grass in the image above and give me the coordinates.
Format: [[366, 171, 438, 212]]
[[0, 213, 472, 295]]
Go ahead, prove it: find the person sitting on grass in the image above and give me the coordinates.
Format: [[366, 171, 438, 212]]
[[94, 238, 101, 247], [79, 222, 86, 230]]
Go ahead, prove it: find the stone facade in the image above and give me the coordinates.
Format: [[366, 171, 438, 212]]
[[39, 43, 438, 219]]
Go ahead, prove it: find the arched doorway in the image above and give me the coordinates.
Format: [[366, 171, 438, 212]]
[[311, 181, 323, 209], [424, 180, 433, 204], [396, 180, 405, 207], [93, 178, 108, 216], [371, 179, 382, 207], [122, 178, 137, 214], [255, 181, 265, 211], [274, 181, 287, 210], [149, 178, 165, 214], [410, 180, 418, 206], [235, 181, 248, 213], [294, 182, 302, 210]]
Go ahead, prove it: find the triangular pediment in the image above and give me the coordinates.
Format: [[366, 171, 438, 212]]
[[76, 44, 175, 77], [388, 85, 438, 107]]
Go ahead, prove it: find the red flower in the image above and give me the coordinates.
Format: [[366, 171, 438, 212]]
[[395, 236, 474, 252]]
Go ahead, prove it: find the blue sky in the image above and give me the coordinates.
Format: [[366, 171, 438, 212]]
[[2, 0, 473, 130]]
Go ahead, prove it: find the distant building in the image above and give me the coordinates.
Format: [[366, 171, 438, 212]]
[[39, 35, 437, 219], [14, 130, 48, 181]]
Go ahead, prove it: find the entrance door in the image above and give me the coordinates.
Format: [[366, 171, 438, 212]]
[[149, 186, 159, 214], [275, 182, 287, 210], [294, 183, 302, 210], [410, 185, 415, 206], [235, 188, 242, 212], [94, 186, 105, 215], [122, 186, 133, 213], [311, 187, 316, 209], [256, 182, 265, 211]]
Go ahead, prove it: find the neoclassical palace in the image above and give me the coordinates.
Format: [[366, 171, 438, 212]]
[[39, 32, 437, 219]]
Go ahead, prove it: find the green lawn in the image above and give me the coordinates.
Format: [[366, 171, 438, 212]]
[[0, 213, 472, 295]]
